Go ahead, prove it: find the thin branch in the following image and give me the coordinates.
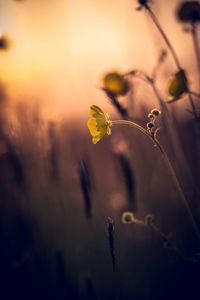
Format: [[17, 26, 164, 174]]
[[192, 23, 200, 95], [146, 5, 181, 70]]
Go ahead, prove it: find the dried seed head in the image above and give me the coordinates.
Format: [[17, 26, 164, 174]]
[[145, 214, 154, 225], [151, 108, 161, 116], [121, 212, 135, 224], [148, 113, 154, 120], [146, 122, 154, 130]]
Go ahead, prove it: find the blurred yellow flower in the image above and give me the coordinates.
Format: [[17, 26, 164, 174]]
[[168, 69, 188, 98], [87, 105, 111, 144], [104, 72, 129, 96]]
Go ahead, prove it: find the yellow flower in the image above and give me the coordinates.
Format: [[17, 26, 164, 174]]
[[168, 69, 188, 98], [87, 105, 111, 144], [104, 72, 129, 96]]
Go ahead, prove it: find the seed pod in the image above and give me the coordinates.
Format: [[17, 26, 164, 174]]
[[151, 108, 161, 116], [148, 113, 154, 120], [147, 122, 154, 130]]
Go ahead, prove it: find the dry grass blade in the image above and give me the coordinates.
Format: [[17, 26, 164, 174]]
[[117, 153, 136, 211], [78, 160, 92, 220], [106, 217, 115, 270], [84, 273, 96, 300]]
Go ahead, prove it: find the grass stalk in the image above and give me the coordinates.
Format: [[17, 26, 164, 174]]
[[146, 5, 181, 70], [191, 23, 200, 95], [188, 92, 198, 119], [106, 217, 115, 270]]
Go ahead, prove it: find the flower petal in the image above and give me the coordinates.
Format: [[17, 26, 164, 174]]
[[95, 115, 108, 127], [87, 118, 99, 136], [92, 131, 107, 144], [90, 105, 104, 117], [92, 135, 101, 144]]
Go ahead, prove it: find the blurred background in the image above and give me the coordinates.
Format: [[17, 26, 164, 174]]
[[0, 0, 200, 299]]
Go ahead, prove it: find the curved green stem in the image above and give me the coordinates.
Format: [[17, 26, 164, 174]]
[[111, 120, 151, 139], [111, 120, 200, 241]]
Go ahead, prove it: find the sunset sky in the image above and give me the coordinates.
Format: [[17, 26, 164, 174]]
[[0, 0, 198, 120]]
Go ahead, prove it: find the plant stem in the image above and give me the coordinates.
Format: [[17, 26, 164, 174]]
[[189, 91, 200, 98], [111, 120, 151, 139], [111, 120, 200, 241], [146, 5, 181, 70], [188, 92, 198, 119], [149, 222, 187, 259], [132, 218, 190, 260], [133, 218, 147, 227], [191, 23, 200, 95]]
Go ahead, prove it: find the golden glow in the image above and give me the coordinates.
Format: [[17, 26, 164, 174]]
[[0, 0, 198, 120]]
